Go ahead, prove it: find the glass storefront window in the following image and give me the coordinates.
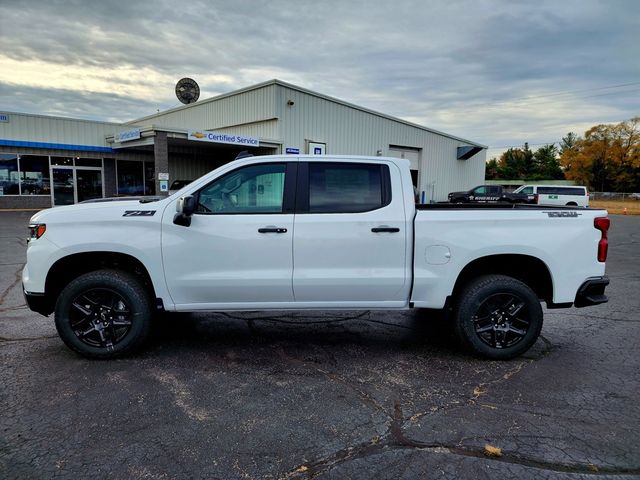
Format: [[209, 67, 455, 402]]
[[19, 155, 50, 195], [51, 157, 73, 166], [76, 158, 102, 167], [0, 154, 20, 195], [117, 160, 144, 195]]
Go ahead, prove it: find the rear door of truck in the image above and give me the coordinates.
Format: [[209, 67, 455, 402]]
[[292, 159, 410, 305]]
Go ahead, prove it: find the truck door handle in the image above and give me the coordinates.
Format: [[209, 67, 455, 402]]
[[371, 226, 400, 233], [258, 227, 288, 234]]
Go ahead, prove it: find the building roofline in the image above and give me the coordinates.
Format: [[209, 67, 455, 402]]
[[0, 110, 124, 126], [127, 79, 487, 148]]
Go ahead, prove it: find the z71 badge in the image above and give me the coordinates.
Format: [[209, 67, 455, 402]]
[[123, 210, 156, 217]]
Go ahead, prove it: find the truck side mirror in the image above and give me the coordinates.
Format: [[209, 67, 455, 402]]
[[173, 195, 197, 227]]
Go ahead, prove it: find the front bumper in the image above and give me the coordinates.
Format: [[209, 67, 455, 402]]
[[574, 276, 609, 308], [23, 287, 52, 316]]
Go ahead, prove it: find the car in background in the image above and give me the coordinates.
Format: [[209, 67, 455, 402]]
[[513, 185, 589, 207], [630, 193, 640, 200], [448, 185, 533, 204]]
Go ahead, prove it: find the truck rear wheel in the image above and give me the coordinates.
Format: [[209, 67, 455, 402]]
[[453, 275, 543, 360], [54, 269, 152, 359]]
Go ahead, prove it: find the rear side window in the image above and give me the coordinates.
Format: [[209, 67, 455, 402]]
[[538, 186, 585, 196], [307, 163, 390, 213]]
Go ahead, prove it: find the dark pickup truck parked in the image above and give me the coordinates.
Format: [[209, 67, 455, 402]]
[[448, 185, 534, 204]]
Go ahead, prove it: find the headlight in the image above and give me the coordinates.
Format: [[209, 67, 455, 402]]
[[28, 223, 46, 241]]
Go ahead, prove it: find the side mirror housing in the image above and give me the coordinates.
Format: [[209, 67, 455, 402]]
[[173, 195, 197, 227]]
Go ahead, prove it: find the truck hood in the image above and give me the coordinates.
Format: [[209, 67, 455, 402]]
[[448, 191, 467, 197], [29, 198, 169, 225]]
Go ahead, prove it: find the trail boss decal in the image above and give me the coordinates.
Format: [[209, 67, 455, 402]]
[[544, 211, 582, 218], [123, 210, 156, 217]]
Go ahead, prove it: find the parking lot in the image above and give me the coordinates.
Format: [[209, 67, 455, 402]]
[[1, 210, 639, 479]]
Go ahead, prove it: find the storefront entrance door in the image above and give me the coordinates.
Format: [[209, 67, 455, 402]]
[[51, 167, 103, 205], [52, 167, 75, 206]]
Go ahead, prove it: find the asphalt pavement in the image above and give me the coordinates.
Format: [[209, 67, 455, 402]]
[[1, 211, 639, 479]]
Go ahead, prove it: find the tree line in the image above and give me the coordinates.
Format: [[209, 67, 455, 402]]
[[485, 117, 640, 192]]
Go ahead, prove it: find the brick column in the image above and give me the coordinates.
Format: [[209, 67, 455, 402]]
[[154, 131, 169, 197]]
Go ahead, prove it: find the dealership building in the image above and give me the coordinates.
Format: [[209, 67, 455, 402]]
[[0, 80, 486, 209]]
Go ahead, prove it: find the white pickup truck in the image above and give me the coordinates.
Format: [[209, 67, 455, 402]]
[[23, 155, 610, 360]]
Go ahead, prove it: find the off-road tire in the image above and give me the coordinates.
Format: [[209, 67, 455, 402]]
[[54, 269, 152, 359], [453, 274, 543, 360]]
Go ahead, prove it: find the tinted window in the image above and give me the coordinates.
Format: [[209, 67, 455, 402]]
[[197, 163, 286, 214], [538, 186, 585, 196], [520, 186, 533, 194], [308, 163, 387, 213]]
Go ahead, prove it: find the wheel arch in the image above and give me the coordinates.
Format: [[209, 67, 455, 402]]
[[41, 252, 158, 315], [451, 254, 553, 305]]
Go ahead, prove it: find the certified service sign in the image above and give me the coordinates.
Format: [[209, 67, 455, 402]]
[[188, 130, 259, 147], [115, 128, 141, 142]]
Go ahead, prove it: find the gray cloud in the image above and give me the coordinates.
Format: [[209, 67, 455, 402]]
[[0, 0, 638, 153]]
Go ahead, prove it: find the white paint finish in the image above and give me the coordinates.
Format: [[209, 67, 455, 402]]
[[293, 159, 412, 303], [24, 155, 607, 317], [411, 208, 606, 308], [161, 213, 295, 305]]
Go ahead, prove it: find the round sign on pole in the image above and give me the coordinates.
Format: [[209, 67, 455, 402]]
[[175, 78, 200, 104]]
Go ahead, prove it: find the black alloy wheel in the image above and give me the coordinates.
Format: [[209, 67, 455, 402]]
[[453, 274, 543, 359], [55, 269, 152, 359], [68, 288, 133, 350], [472, 292, 530, 349]]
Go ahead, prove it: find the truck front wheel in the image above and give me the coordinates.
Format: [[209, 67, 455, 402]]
[[54, 269, 152, 359], [453, 275, 543, 360]]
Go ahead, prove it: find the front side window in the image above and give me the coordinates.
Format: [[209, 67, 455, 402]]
[[308, 163, 387, 213], [520, 186, 534, 194], [197, 163, 286, 214], [473, 186, 487, 195]]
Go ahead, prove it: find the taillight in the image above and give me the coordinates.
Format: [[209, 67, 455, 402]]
[[534, 193, 539, 204], [594, 217, 610, 262]]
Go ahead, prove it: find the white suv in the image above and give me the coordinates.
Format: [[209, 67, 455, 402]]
[[513, 185, 589, 207]]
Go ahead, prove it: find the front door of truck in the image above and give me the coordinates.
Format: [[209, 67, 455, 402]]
[[292, 161, 409, 306], [162, 161, 297, 309]]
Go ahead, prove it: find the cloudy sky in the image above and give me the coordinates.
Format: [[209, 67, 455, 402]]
[[0, 0, 638, 158]]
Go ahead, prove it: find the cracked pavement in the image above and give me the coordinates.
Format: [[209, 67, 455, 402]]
[[0, 211, 639, 479]]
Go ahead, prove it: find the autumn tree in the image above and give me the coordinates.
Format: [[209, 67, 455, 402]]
[[560, 117, 640, 191]]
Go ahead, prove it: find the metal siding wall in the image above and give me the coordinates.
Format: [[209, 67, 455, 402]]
[[0, 113, 119, 146], [276, 86, 486, 201], [133, 85, 278, 135]]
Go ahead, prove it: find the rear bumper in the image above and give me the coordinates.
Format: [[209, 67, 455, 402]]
[[23, 287, 52, 316], [574, 276, 609, 308]]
